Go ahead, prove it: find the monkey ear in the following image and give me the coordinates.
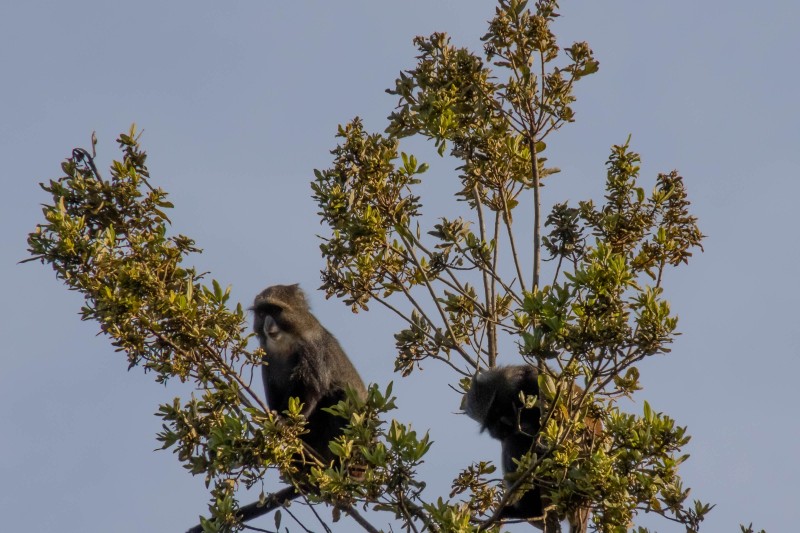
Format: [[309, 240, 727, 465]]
[[290, 283, 304, 298], [292, 284, 310, 307]]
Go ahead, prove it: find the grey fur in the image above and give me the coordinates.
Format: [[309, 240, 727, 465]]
[[252, 284, 366, 460]]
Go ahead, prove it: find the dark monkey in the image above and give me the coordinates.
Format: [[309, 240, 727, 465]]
[[188, 285, 367, 533], [462, 365, 593, 532], [252, 283, 367, 460]]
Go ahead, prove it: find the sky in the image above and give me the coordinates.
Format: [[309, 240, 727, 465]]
[[1, 1, 798, 532]]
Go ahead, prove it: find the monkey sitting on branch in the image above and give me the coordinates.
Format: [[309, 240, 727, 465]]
[[188, 284, 367, 533], [461, 365, 598, 533], [252, 283, 367, 461]]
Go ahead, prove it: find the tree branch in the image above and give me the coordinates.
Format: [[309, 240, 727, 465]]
[[472, 185, 497, 367], [186, 486, 298, 533]]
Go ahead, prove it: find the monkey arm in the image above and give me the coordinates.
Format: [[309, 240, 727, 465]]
[[290, 341, 333, 417]]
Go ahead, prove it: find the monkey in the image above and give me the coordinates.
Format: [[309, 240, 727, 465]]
[[461, 365, 594, 532], [461, 366, 546, 523], [187, 285, 368, 533], [252, 283, 367, 461]]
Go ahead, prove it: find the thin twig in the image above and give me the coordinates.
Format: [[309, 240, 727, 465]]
[[305, 496, 333, 533], [282, 501, 315, 533], [398, 232, 478, 368], [472, 184, 497, 367], [372, 292, 472, 376], [338, 504, 382, 533], [500, 187, 528, 296], [528, 132, 542, 292]]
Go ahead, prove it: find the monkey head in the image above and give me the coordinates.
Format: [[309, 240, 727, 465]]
[[252, 284, 320, 357], [461, 365, 540, 441]]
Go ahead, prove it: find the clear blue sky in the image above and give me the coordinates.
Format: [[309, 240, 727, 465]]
[[2, 2, 797, 532]]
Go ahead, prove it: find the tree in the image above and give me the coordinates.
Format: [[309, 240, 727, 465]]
[[27, 1, 757, 532]]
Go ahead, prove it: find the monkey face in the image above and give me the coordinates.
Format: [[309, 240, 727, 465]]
[[257, 312, 298, 358], [252, 284, 311, 359]]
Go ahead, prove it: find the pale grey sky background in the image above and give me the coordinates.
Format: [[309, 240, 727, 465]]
[[1, 2, 798, 532]]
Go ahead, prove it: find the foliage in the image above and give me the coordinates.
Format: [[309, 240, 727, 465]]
[[312, 0, 713, 531], [27, 128, 434, 532], [27, 1, 758, 532]]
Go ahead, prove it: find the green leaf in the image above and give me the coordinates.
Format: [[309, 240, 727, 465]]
[[538, 373, 557, 399]]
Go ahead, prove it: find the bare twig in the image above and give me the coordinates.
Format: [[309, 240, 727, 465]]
[[338, 504, 382, 533], [372, 291, 472, 376], [472, 184, 497, 367], [397, 232, 478, 368], [500, 186, 528, 296]]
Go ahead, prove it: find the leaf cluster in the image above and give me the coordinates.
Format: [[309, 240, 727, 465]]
[[27, 129, 439, 532], [311, 1, 716, 531]]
